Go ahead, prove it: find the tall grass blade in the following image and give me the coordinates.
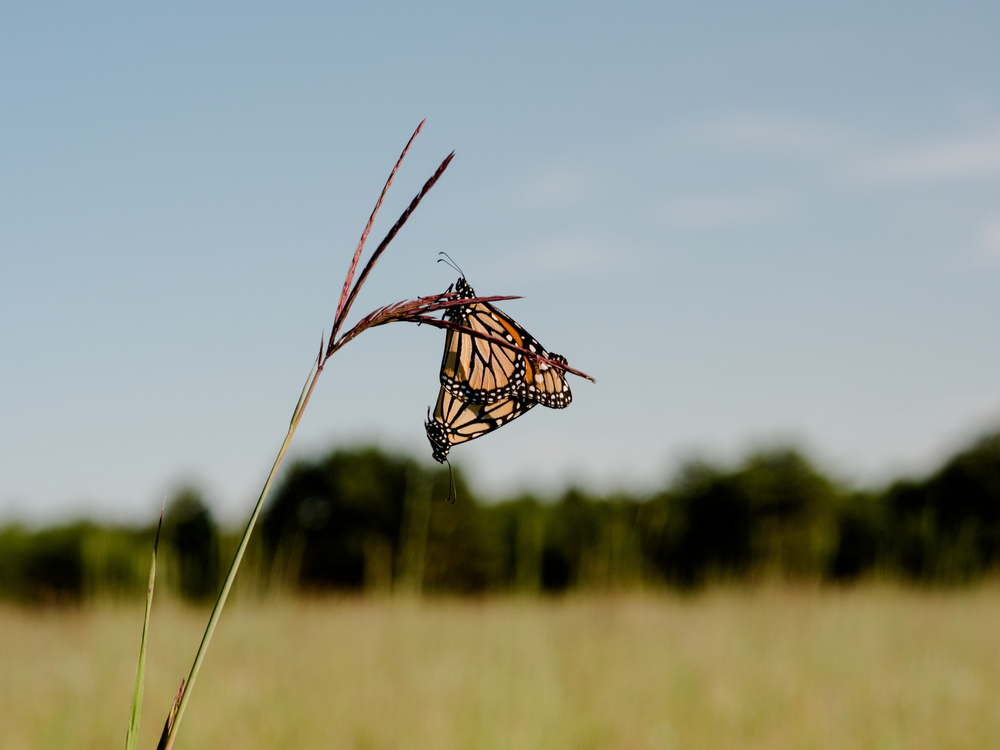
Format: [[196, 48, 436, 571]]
[[124, 506, 164, 750], [290, 358, 318, 427]]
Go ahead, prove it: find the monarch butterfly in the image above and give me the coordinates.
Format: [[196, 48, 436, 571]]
[[439, 276, 572, 409], [425, 384, 536, 463]]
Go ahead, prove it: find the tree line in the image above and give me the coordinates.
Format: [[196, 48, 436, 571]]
[[3, 429, 1000, 602]]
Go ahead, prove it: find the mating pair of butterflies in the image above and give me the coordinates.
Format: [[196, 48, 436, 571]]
[[425, 277, 572, 464]]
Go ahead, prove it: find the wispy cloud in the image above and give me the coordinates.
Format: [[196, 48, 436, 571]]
[[854, 130, 1000, 185], [687, 115, 1000, 192], [656, 191, 796, 228]]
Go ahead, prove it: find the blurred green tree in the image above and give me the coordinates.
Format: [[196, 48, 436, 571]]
[[163, 488, 218, 601], [641, 449, 839, 585], [885, 431, 1000, 581], [264, 448, 424, 590]]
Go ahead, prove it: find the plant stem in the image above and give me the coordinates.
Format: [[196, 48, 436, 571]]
[[162, 363, 321, 750], [156, 124, 448, 748]]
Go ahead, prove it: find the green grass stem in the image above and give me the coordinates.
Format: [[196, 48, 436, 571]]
[[161, 360, 319, 750]]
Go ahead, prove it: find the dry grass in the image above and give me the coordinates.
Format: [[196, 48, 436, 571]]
[[3, 585, 1000, 749]]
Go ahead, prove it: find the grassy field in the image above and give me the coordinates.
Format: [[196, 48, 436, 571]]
[[3, 585, 1000, 749]]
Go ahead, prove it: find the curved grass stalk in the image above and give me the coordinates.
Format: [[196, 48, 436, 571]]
[[157, 123, 454, 749], [150, 119, 591, 749], [161, 361, 318, 750]]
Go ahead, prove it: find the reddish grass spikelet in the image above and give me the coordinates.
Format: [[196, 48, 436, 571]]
[[329, 293, 596, 383], [330, 120, 426, 340], [315, 132, 592, 380]]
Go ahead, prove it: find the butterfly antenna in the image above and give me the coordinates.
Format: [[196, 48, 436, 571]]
[[445, 459, 458, 504], [437, 252, 465, 278]]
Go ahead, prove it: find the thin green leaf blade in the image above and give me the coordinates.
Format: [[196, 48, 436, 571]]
[[125, 508, 164, 750], [290, 358, 317, 427]]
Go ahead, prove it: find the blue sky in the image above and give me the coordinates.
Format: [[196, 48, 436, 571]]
[[2, 1, 1000, 522]]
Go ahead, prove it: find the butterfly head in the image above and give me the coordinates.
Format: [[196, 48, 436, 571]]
[[424, 411, 451, 464], [454, 276, 475, 300]]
